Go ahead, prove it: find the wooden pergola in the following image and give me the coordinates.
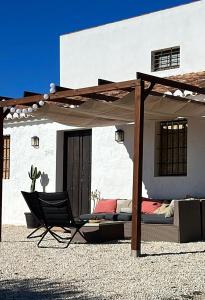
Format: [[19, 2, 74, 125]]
[[1, 72, 205, 257]]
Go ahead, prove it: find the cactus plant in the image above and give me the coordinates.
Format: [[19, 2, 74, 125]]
[[28, 165, 41, 192]]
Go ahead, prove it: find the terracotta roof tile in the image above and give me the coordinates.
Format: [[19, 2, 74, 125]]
[[153, 71, 205, 93]]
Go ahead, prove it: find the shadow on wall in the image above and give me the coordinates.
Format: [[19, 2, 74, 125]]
[[115, 124, 134, 159], [115, 123, 151, 198], [40, 172, 49, 192], [0, 278, 104, 300]]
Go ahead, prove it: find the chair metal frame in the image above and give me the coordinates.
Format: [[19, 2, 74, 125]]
[[21, 191, 87, 248]]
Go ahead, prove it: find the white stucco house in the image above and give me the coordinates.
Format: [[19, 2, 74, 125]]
[[3, 0, 205, 225]]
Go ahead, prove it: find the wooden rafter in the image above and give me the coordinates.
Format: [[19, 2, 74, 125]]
[[55, 85, 120, 102], [24, 91, 41, 97], [137, 72, 205, 95], [98, 78, 134, 92], [47, 99, 84, 106], [0, 96, 11, 101], [0, 80, 137, 108]]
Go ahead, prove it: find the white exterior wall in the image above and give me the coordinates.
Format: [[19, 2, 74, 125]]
[[3, 119, 71, 225], [60, 1, 205, 88]]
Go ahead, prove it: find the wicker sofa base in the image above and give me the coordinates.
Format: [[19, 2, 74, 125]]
[[124, 222, 179, 242], [124, 220, 201, 243]]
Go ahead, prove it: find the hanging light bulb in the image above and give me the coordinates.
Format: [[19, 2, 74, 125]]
[[50, 82, 55, 88], [16, 108, 21, 114], [32, 104, 38, 110], [49, 83, 56, 94], [10, 107, 16, 113], [27, 107, 33, 113], [43, 94, 49, 100], [39, 100, 45, 106], [22, 108, 27, 114]]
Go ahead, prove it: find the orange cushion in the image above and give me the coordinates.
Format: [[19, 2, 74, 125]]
[[141, 199, 162, 214], [93, 199, 117, 213]]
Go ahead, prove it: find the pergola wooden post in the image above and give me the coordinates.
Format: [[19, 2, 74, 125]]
[[131, 79, 145, 257], [0, 108, 4, 242]]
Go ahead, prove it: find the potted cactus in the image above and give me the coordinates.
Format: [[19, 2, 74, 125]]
[[28, 165, 41, 192], [24, 165, 41, 228]]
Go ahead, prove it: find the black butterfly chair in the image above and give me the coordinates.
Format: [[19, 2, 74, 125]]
[[21, 191, 87, 248]]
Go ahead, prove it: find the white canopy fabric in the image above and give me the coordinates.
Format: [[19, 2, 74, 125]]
[[32, 91, 205, 127]]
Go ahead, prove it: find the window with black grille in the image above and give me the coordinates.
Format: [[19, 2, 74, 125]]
[[156, 120, 187, 176], [152, 47, 180, 72], [3, 135, 10, 179]]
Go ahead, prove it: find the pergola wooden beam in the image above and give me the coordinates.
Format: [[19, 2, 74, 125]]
[[137, 72, 205, 95], [55, 85, 121, 102], [0, 80, 137, 108], [98, 78, 134, 92], [0, 96, 11, 101], [24, 91, 41, 97]]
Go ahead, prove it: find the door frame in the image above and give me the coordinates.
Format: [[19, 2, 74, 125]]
[[63, 129, 92, 214]]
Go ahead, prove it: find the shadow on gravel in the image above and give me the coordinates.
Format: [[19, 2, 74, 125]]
[[0, 278, 103, 300], [141, 249, 205, 258]]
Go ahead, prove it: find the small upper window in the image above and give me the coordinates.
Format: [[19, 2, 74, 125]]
[[151, 47, 180, 72]]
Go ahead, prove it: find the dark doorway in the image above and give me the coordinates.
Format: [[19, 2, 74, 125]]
[[63, 130, 92, 217]]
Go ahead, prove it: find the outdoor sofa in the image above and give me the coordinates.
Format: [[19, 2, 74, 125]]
[[80, 198, 202, 243]]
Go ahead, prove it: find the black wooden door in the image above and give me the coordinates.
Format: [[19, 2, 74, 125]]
[[63, 130, 92, 217]]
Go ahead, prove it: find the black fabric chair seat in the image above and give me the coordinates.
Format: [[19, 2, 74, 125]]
[[22, 191, 87, 248]]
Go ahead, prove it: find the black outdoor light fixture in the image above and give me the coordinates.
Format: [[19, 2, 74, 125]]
[[115, 129, 124, 143], [31, 136, 39, 148]]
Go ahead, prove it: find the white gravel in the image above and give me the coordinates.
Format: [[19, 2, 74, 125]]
[[0, 225, 205, 300]]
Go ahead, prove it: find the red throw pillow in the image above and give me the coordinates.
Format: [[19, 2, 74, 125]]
[[141, 199, 162, 214], [93, 199, 117, 213]]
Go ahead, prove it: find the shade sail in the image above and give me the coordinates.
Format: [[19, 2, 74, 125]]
[[32, 91, 205, 127]]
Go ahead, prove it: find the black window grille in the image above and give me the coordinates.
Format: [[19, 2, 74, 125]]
[[3, 135, 10, 179], [152, 47, 180, 72], [157, 120, 187, 176]]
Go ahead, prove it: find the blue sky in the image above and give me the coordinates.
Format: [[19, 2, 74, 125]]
[[0, 0, 192, 98]]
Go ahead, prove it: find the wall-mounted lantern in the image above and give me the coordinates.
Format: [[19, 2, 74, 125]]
[[31, 136, 39, 148], [115, 129, 124, 143]]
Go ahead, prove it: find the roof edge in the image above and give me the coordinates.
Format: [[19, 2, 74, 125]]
[[60, 1, 201, 38]]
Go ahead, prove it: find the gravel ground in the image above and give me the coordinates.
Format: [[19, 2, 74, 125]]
[[0, 225, 205, 300]]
